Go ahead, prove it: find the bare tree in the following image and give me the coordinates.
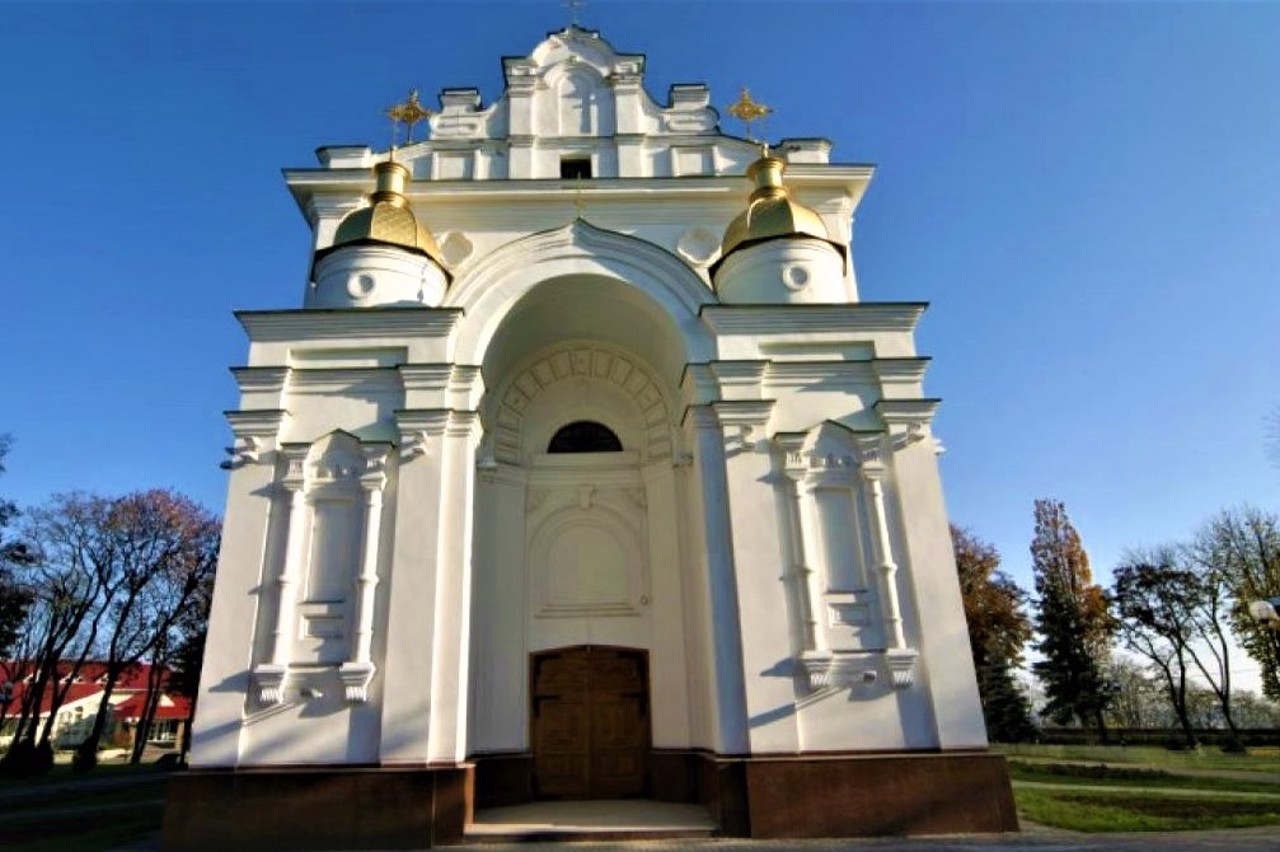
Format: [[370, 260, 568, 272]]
[[69, 490, 220, 770], [1111, 548, 1203, 747]]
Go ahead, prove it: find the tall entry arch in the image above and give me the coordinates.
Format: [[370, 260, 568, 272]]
[[463, 242, 715, 806]]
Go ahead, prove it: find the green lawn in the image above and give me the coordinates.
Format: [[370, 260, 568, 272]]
[[996, 742, 1280, 774], [1015, 786, 1280, 832], [1007, 759, 1280, 795]]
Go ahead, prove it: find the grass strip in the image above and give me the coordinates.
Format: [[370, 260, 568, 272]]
[[1008, 760, 1280, 795], [1015, 786, 1280, 832], [995, 743, 1280, 774]]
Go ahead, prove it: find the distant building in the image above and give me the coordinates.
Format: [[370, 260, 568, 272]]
[[169, 25, 1015, 850], [0, 662, 189, 752]]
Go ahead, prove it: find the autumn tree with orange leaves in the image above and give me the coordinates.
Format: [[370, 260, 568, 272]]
[[1030, 499, 1115, 741], [951, 525, 1034, 741]]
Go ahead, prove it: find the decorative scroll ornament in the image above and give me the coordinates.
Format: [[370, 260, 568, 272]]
[[338, 662, 376, 703], [401, 430, 430, 459], [253, 664, 287, 706], [220, 436, 263, 470], [886, 648, 919, 688]]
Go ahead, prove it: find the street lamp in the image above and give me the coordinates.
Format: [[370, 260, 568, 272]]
[[1248, 598, 1280, 659], [1248, 598, 1280, 627]]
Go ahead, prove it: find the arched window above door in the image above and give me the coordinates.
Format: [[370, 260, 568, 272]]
[[547, 420, 623, 454]]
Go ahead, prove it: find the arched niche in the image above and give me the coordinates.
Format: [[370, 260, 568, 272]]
[[445, 219, 716, 388], [490, 341, 672, 466]]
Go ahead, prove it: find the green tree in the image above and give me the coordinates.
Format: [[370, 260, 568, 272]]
[[1191, 507, 1280, 700], [1030, 499, 1114, 741], [0, 435, 34, 658], [951, 525, 1034, 741], [1111, 552, 1202, 748]]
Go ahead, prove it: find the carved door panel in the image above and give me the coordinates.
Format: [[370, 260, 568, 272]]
[[531, 647, 649, 799]]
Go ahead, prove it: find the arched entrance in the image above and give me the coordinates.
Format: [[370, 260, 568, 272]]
[[459, 229, 713, 806], [531, 646, 650, 799]]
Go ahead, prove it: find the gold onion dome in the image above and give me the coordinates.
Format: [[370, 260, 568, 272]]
[[719, 154, 834, 261], [324, 160, 444, 265]]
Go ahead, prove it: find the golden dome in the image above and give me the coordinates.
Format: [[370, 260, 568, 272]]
[[719, 155, 832, 260], [326, 160, 444, 265]]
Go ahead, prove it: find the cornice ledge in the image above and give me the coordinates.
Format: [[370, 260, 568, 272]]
[[225, 409, 289, 435], [711, 399, 775, 433], [870, 357, 931, 383], [700, 303, 928, 335], [230, 366, 291, 392], [237, 308, 464, 342], [873, 398, 941, 427]]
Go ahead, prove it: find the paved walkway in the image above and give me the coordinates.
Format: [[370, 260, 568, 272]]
[[108, 825, 1280, 851]]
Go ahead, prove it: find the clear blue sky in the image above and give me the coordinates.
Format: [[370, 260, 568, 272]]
[[3, 1, 1278, 604]]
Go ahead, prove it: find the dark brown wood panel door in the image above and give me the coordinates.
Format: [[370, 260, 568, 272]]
[[531, 646, 649, 799]]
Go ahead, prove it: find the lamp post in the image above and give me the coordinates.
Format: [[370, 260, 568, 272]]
[[1247, 597, 1280, 658]]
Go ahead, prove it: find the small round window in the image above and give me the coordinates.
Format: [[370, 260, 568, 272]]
[[547, 421, 623, 454]]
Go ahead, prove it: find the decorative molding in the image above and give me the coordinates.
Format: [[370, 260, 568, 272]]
[[221, 436, 264, 470], [396, 409, 450, 460], [360, 445, 392, 490], [494, 343, 672, 464], [873, 398, 941, 429], [230, 366, 291, 394], [338, 662, 376, 703], [252, 664, 288, 706], [700, 303, 927, 336], [854, 434, 886, 472], [279, 445, 309, 491], [236, 308, 463, 343], [798, 652, 879, 692], [886, 648, 919, 689], [225, 409, 288, 438], [286, 368, 401, 394]]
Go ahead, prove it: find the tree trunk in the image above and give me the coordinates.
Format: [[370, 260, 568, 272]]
[[130, 662, 165, 764], [76, 667, 123, 770]]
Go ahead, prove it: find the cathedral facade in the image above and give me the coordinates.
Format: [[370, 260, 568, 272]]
[[165, 26, 1015, 850]]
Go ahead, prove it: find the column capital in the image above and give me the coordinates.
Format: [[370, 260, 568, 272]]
[[360, 444, 393, 491], [855, 434, 888, 479], [279, 444, 310, 491]]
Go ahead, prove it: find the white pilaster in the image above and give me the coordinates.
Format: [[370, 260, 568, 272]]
[[252, 445, 309, 705], [712, 398, 799, 753], [684, 405, 749, 754], [339, 445, 391, 703], [190, 410, 286, 767], [876, 401, 986, 746], [427, 410, 482, 764], [857, 434, 918, 689], [378, 409, 449, 764]]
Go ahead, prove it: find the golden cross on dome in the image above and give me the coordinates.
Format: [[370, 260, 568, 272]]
[[562, 0, 587, 26], [386, 89, 434, 149], [727, 87, 772, 144]]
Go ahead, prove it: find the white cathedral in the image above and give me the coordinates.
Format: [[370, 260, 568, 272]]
[[164, 26, 1015, 850]]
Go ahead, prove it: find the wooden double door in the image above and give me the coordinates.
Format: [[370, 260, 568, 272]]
[[531, 646, 650, 799]]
